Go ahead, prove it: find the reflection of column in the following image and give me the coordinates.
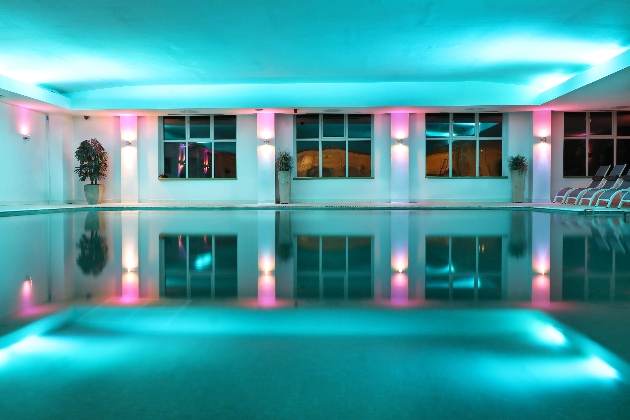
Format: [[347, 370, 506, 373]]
[[391, 211, 409, 305], [257, 113, 275, 204], [120, 115, 139, 203], [532, 212, 550, 306], [391, 113, 410, 203], [532, 111, 551, 202], [121, 211, 139, 303], [258, 211, 276, 306]]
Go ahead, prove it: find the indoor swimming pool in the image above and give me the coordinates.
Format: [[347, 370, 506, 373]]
[[1, 209, 629, 419]]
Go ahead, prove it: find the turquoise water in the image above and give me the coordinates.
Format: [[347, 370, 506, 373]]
[[1, 210, 629, 419]]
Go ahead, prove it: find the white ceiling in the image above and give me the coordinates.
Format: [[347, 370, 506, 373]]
[[0, 0, 629, 112]]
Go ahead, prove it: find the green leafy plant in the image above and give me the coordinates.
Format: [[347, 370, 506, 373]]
[[74, 138, 108, 184], [276, 150, 294, 171], [76, 231, 109, 276], [507, 154, 528, 172]]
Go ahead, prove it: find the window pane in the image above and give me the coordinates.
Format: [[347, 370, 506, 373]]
[[214, 236, 238, 298], [188, 142, 212, 179], [426, 140, 449, 176], [296, 236, 320, 299], [425, 236, 450, 301], [563, 139, 586, 176], [479, 113, 502, 137], [296, 141, 319, 177], [479, 140, 502, 176], [163, 236, 187, 298], [189, 235, 212, 298], [426, 113, 449, 138], [214, 115, 237, 139], [348, 140, 371, 177], [163, 142, 186, 178], [453, 113, 475, 137], [478, 237, 502, 300], [348, 237, 372, 300], [564, 112, 586, 137], [452, 140, 476, 176], [617, 139, 630, 166], [214, 142, 237, 178], [588, 138, 614, 176], [163, 117, 186, 140], [618, 111, 630, 136], [590, 112, 612, 136], [322, 141, 346, 177], [296, 114, 320, 139], [322, 236, 345, 299], [189, 116, 210, 138], [348, 115, 372, 138], [323, 114, 344, 137]]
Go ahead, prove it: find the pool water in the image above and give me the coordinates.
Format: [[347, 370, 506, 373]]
[[1, 210, 629, 419]]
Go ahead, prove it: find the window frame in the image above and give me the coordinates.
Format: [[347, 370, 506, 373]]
[[294, 114, 374, 179], [425, 112, 505, 178], [158, 115, 237, 180], [563, 111, 630, 178]]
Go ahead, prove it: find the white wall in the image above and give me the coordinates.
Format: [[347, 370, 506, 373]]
[[0, 102, 49, 204]]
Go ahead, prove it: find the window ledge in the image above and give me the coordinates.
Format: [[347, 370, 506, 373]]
[[158, 178, 238, 181], [293, 177, 374, 180], [563, 176, 591, 178], [425, 176, 508, 179]]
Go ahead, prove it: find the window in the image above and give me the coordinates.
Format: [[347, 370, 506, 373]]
[[295, 114, 373, 178], [161, 235, 238, 299], [426, 113, 503, 177], [296, 236, 373, 299], [563, 112, 630, 176], [425, 236, 502, 301], [160, 115, 237, 179]]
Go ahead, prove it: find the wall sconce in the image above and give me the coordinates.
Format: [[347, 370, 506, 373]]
[[126, 141, 132, 147], [263, 139, 270, 145], [397, 139, 404, 145], [22, 135, 30, 141], [540, 137, 547, 143]]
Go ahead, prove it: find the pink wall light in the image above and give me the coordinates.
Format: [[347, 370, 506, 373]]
[[391, 113, 409, 141]]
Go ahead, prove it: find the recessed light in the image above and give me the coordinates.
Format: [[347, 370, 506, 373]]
[[465, 107, 485, 111], [323, 109, 341, 112], [180, 109, 199, 114]]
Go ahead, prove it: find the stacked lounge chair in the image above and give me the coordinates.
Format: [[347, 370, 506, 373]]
[[553, 165, 610, 203], [564, 164, 625, 205], [577, 164, 627, 206], [616, 190, 630, 209], [595, 173, 630, 208]]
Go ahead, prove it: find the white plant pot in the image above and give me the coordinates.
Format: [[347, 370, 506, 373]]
[[278, 171, 291, 204], [510, 170, 526, 203], [84, 184, 104, 205]]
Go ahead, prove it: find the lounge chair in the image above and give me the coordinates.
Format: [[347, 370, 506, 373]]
[[595, 174, 630, 207], [577, 164, 627, 205], [553, 165, 610, 203], [617, 190, 630, 209], [564, 164, 625, 205]]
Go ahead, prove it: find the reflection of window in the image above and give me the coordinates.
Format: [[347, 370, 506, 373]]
[[160, 116, 237, 179], [296, 236, 372, 299], [295, 114, 373, 178], [563, 112, 630, 177], [161, 235, 237, 299], [426, 113, 503, 177], [425, 236, 502, 301]]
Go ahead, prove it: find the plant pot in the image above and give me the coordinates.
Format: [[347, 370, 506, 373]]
[[84, 184, 104, 205], [278, 171, 291, 204], [510, 170, 526, 203]]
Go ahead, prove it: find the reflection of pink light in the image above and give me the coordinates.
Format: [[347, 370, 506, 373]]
[[178, 144, 185, 177], [20, 279, 33, 313], [204, 151, 209, 174], [121, 272, 139, 303], [391, 273, 408, 306], [532, 274, 550, 306], [533, 252, 550, 275], [258, 274, 276, 307]]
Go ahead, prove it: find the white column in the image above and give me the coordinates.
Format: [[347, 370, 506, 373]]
[[48, 113, 74, 204], [532, 110, 552, 202], [258, 210, 276, 307], [120, 116, 138, 203], [121, 211, 139, 303], [391, 211, 409, 305], [532, 212, 550, 306], [257, 113, 276, 204], [391, 113, 410, 203]]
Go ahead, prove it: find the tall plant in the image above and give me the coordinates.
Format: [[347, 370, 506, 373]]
[[276, 150, 294, 171], [75, 138, 108, 184], [507, 154, 528, 172]]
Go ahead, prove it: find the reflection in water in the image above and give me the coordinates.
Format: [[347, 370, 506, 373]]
[[76, 212, 109, 277]]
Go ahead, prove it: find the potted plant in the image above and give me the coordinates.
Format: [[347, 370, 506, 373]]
[[507, 154, 528, 203], [276, 150, 294, 204], [74, 138, 108, 204], [76, 212, 109, 276]]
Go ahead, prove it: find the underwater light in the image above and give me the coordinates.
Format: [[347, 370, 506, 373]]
[[583, 357, 619, 379], [194, 253, 212, 270]]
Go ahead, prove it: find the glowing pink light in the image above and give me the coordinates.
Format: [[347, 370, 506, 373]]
[[121, 271, 139, 303], [120, 115, 137, 142], [391, 273, 408, 306], [258, 274, 276, 307], [257, 112, 275, 141], [532, 274, 550, 307], [391, 113, 409, 141], [178, 144, 186, 177]]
